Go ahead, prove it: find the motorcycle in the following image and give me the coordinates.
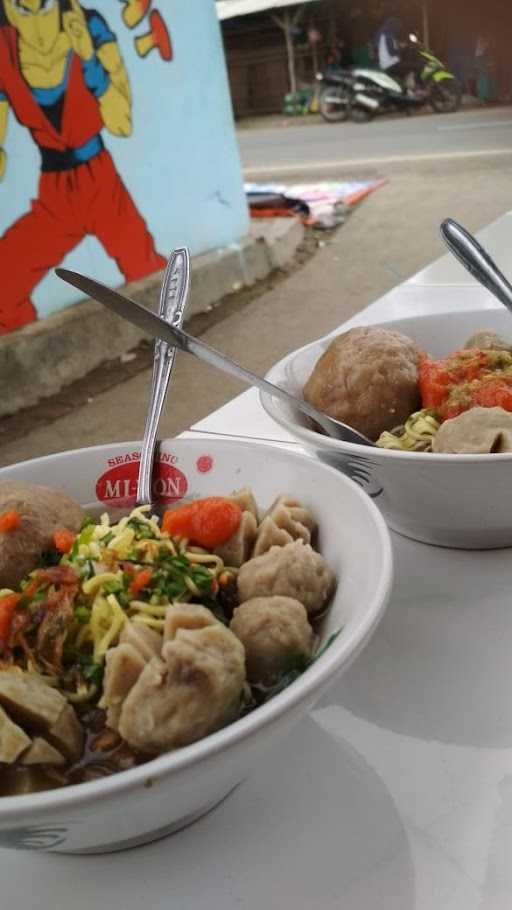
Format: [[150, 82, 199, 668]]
[[318, 35, 461, 124], [316, 67, 355, 123]]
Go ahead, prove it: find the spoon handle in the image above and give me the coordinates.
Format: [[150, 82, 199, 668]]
[[136, 249, 190, 506], [440, 219, 512, 313]]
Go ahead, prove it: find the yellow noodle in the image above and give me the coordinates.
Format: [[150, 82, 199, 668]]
[[127, 505, 151, 521], [82, 572, 121, 595], [113, 515, 130, 534], [92, 524, 112, 541], [128, 506, 162, 538], [134, 539, 161, 561], [108, 527, 135, 558], [184, 576, 201, 597], [158, 539, 178, 556], [93, 594, 127, 662], [185, 551, 224, 570], [377, 409, 440, 451]]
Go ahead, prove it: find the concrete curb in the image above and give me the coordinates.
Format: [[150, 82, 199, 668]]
[[1, 218, 304, 418]]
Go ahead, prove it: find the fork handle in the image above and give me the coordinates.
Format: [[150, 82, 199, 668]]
[[440, 219, 512, 314], [136, 249, 190, 506]]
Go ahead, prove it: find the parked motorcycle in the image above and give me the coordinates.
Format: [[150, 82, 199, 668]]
[[318, 35, 461, 124], [316, 68, 354, 123]]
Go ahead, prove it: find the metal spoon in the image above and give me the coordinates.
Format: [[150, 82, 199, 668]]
[[136, 248, 190, 507], [440, 219, 512, 313], [55, 266, 375, 447]]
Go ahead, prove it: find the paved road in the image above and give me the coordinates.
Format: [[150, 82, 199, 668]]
[[239, 107, 512, 179]]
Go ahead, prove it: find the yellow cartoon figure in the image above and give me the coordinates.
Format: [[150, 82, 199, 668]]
[[0, 0, 165, 332]]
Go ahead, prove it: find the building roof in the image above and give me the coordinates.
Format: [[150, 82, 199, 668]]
[[216, 0, 320, 21]]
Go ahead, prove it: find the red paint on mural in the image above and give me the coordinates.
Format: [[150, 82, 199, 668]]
[[0, 0, 173, 334]]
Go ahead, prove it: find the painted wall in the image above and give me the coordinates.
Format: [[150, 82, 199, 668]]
[[0, 0, 248, 331]]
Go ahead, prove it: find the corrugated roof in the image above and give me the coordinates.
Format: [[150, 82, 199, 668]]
[[217, 0, 320, 21]]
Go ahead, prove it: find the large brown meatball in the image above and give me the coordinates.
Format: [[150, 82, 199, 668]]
[[0, 482, 84, 590], [230, 596, 313, 685], [303, 327, 421, 441]]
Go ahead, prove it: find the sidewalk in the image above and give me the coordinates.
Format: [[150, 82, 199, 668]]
[[1, 153, 512, 468]]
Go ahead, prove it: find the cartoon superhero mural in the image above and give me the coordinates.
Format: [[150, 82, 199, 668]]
[[0, 0, 172, 334]]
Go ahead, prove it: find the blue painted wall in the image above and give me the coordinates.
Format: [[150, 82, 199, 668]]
[[0, 0, 248, 319]]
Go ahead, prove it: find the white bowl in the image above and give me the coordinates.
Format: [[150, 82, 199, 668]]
[[262, 307, 512, 549], [0, 438, 392, 853]]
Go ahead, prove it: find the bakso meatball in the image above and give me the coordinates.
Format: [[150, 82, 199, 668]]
[[432, 406, 512, 454], [0, 481, 84, 589], [111, 605, 246, 754], [230, 596, 313, 685], [303, 327, 421, 441], [237, 539, 335, 617], [464, 331, 512, 353]]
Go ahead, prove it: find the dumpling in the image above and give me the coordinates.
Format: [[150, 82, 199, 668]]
[[230, 596, 313, 685], [101, 622, 164, 727], [464, 331, 512, 353], [228, 488, 259, 520], [101, 642, 147, 729], [119, 621, 162, 661], [102, 607, 246, 754], [252, 496, 317, 557], [237, 539, 335, 617], [261, 496, 317, 535], [214, 511, 258, 568], [432, 406, 512, 454]]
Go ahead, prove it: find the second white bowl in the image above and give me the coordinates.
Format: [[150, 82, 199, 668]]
[[262, 307, 512, 549]]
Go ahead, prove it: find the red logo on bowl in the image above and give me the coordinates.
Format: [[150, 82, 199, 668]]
[[96, 460, 188, 507], [196, 455, 213, 474]]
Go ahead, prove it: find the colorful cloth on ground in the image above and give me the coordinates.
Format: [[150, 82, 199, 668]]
[[245, 180, 387, 229]]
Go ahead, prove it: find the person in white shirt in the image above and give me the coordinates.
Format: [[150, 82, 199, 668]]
[[376, 17, 402, 72], [375, 17, 422, 90]]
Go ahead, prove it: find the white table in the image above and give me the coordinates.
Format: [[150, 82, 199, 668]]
[[4, 215, 512, 910]]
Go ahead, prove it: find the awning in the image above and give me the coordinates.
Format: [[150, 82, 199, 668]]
[[217, 0, 320, 21]]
